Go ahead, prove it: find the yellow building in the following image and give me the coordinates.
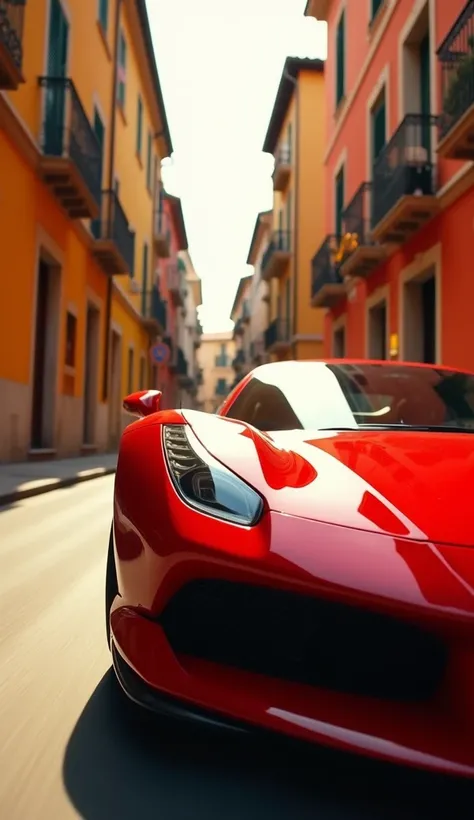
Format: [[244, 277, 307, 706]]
[[0, 0, 176, 461], [229, 274, 252, 387], [245, 210, 272, 368], [261, 57, 326, 361], [197, 332, 235, 414]]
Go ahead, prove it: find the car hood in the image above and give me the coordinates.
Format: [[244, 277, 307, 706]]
[[181, 410, 474, 547]]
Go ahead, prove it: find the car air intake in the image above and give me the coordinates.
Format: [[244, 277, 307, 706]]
[[160, 579, 447, 702]]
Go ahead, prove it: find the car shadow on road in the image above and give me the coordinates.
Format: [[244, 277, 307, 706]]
[[63, 669, 472, 820]]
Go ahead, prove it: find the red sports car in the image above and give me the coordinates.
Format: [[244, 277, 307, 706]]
[[107, 359, 474, 777]]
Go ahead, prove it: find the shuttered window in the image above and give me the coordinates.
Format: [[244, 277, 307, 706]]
[[99, 0, 108, 31], [371, 94, 386, 166], [335, 166, 345, 237], [136, 95, 143, 157], [117, 32, 126, 107], [371, 0, 383, 22], [146, 131, 153, 190], [336, 12, 345, 107]]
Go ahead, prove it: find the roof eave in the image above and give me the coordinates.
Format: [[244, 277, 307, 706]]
[[262, 57, 324, 155]]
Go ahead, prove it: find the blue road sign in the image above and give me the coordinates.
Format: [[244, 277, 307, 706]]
[[149, 342, 170, 365]]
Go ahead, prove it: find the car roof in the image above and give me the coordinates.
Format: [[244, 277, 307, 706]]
[[249, 359, 474, 377]]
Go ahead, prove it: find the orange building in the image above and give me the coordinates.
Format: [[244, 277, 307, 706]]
[[0, 0, 184, 462], [261, 57, 326, 362], [305, 0, 474, 370]]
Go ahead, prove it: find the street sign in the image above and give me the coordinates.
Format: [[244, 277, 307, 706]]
[[149, 341, 170, 365]]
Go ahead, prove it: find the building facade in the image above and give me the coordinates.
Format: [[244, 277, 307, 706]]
[[260, 56, 327, 362], [197, 332, 235, 414], [306, 0, 474, 371], [0, 0, 196, 462], [155, 193, 189, 410], [246, 211, 273, 369], [178, 249, 203, 408], [230, 274, 252, 387]]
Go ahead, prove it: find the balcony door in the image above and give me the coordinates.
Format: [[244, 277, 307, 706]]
[[91, 109, 105, 238], [420, 33, 431, 154], [44, 0, 69, 155]]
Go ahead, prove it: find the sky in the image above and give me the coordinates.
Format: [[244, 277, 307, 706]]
[[146, 0, 327, 332]]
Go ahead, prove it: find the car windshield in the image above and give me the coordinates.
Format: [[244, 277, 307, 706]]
[[223, 362, 474, 433]]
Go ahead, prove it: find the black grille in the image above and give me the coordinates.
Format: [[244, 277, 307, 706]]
[[160, 580, 447, 702]]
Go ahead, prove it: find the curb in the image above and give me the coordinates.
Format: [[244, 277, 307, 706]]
[[0, 466, 116, 507]]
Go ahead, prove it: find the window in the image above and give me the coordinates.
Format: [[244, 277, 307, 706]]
[[127, 347, 134, 394], [117, 31, 126, 108], [371, 92, 386, 166], [216, 378, 227, 395], [336, 11, 345, 107], [335, 165, 345, 237], [98, 0, 108, 31], [370, 0, 384, 22], [136, 95, 143, 157], [139, 356, 146, 389], [146, 131, 153, 190], [215, 344, 228, 367], [141, 242, 149, 311], [65, 312, 77, 367], [221, 361, 474, 433]]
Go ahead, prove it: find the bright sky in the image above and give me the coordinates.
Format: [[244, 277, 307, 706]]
[[146, 0, 327, 332]]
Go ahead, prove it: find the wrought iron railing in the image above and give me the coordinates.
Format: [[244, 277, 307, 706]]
[[232, 349, 246, 368], [38, 76, 102, 208], [264, 317, 290, 349], [142, 288, 167, 329], [166, 262, 186, 299], [261, 229, 291, 271], [154, 207, 169, 236], [176, 347, 188, 377], [438, 0, 474, 140], [371, 114, 438, 229], [93, 189, 135, 272], [342, 181, 374, 248], [233, 317, 244, 337], [275, 143, 291, 166], [215, 354, 229, 367], [0, 0, 26, 71], [311, 235, 343, 300]]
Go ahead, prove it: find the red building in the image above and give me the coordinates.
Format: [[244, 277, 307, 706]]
[[155, 189, 188, 407], [305, 0, 474, 371]]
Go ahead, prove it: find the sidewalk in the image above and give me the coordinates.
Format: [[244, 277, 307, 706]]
[[0, 453, 118, 506]]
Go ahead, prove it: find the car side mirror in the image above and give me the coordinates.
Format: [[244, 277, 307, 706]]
[[123, 390, 162, 418]]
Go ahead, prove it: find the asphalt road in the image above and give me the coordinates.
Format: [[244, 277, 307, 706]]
[[0, 476, 472, 820]]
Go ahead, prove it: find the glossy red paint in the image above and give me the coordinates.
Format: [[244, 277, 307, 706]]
[[110, 360, 474, 778], [123, 389, 163, 418]]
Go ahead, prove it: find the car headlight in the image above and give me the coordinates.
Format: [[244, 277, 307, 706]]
[[162, 425, 264, 526]]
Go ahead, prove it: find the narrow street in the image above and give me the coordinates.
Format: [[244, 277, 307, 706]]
[[0, 477, 470, 820]]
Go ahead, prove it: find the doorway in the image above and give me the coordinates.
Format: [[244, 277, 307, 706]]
[[333, 325, 346, 358], [108, 330, 122, 449], [83, 303, 100, 445], [403, 269, 436, 363], [368, 300, 387, 359], [30, 258, 60, 450]]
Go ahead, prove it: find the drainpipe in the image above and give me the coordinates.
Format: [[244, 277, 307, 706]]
[[283, 69, 299, 359], [102, 0, 122, 401]]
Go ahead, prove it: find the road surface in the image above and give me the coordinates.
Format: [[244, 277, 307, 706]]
[[0, 476, 471, 819]]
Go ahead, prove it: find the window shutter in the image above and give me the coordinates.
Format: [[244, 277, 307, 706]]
[[336, 12, 345, 106]]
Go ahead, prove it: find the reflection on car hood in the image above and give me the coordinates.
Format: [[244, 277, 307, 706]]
[[181, 410, 474, 547]]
